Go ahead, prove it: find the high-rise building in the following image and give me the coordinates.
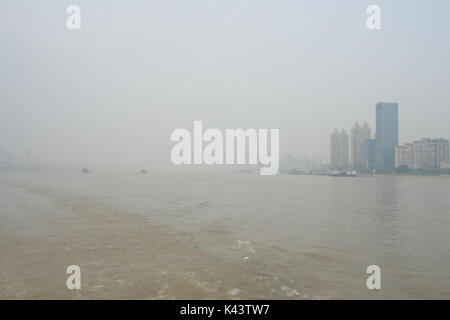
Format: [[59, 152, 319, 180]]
[[340, 129, 349, 168], [363, 139, 376, 170], [395, 138, 449, 169], [361, 122, 371, 146], [376, 102, 399, 171], [351, 122, 371, 168], [330, 129, 349, 169], [351, 122, 361, 168], [437, 138, 449, 167], [330, 129, 340, 168]]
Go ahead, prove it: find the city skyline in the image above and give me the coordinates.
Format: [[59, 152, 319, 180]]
[[328, 101, 449, 171]]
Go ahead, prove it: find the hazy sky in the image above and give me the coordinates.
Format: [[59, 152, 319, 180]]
[[1, 0, 449, 168]]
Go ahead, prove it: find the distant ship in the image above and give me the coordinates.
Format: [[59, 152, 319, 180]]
[[140, 169, 147, 174], [81, 168, 90, 174], [310, 170, 329, 176], [329, 170, 357, 177]]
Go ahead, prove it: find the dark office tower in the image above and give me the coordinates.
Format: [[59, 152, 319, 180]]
[[376, 102, 399, 171], [363, 139, 376, 170]]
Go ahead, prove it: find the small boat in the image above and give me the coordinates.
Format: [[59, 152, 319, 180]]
[[140, 169, 147, 174], [329, 170, 357, 177], [81, 168, 90, 174], [311, 170, 329, 176]]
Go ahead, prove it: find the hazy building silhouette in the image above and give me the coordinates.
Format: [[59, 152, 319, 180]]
[[363, 139, 376, 170], [376, 102, 398, 171], [437, 138, 450, 167], [340, 129, 349, 168], [280, 154, 301, 172], [351, 122, 371, 169], [351, 122, 361, 168], [396, 138, 449, 169], [330, 129, 349, 169], [330, 129, 340, 168]]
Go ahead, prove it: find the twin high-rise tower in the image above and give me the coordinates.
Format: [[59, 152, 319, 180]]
[[330, 129, 349, 169], [330, 102, 399, 171], [351, 122, 371, 169]]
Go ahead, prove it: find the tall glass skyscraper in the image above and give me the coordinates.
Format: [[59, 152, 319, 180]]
[[376, 102, 399, 171]]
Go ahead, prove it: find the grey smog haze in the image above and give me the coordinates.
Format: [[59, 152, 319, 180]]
[[1, 0, 449, 169]]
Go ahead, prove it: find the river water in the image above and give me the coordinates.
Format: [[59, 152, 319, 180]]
[[1, 169, 449, 299]]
